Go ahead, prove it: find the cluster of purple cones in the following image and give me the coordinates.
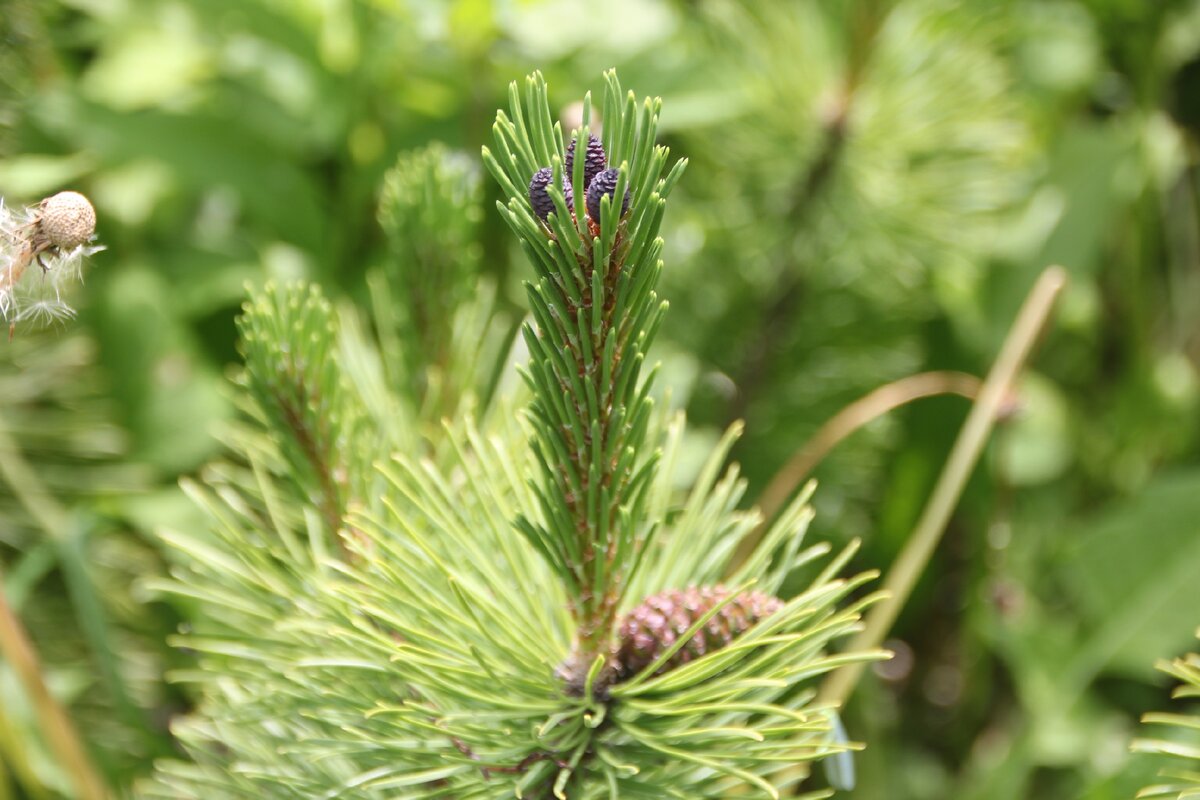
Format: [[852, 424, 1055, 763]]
[[528, 134, 630, 225]]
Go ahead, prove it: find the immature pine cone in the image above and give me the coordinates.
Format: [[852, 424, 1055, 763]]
[[616, 586, 783, 679], [565, 133, 607, 189], [585, 168, 630, 223], [528, 167, 573, 221], [38, 191, 96, 250]]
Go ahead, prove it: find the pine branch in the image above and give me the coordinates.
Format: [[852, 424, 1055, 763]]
[[377, 145, 486, 418], [236, 282, 370, 553], [147, 70, 884, 800], [482, 70, 687, 666]]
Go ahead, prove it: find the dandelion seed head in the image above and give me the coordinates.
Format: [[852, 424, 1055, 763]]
[[40, 191, 96, 250], [0, 190, 100, 332]]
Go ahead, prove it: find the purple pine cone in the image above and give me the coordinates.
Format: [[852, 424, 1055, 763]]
[[615, 585, 783, 679], [529, 167, 573, 221], [565, 133, 607, 190], [585, 168, 630, 223]]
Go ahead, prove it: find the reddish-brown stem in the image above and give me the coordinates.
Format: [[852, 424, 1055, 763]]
[[546, 223, 631, 665], [277, 394, 350, 555]]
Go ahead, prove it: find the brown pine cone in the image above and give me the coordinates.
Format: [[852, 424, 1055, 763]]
[[615, 586, 783, 679]]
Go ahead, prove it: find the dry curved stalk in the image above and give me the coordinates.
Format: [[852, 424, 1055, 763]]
[[729, 371, 999, 573], [818, 265, 1067, 713], [761, 371, 988, 523]]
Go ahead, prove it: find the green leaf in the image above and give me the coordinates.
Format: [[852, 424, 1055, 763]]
[[1063, 471, 1200, 678]]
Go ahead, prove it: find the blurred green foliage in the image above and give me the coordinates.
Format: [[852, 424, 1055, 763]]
[[2, 0, 1200, 797]]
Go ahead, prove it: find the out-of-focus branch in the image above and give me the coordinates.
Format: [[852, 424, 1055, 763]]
[[727, 2, 887, 425]]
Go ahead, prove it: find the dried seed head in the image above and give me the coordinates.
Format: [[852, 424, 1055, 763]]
[[39, 191, 96, 250], [528, 167, 573, 221], [585, 168, 629, 223], [565, 133, 607, 189], [615, 586, 783, 679]]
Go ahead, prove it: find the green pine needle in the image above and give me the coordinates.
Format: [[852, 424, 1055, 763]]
[[1134, 632, 1200, 799]]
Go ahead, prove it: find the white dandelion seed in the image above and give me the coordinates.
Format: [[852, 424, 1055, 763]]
[[16, 296, 78, 327]]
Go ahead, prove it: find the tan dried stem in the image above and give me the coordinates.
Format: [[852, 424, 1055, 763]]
[[727, 372, 994, 576], [818, 265, 1067, 713], [750, 370, 991, 550]]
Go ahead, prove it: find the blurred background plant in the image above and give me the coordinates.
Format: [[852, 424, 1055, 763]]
[[2, 0, 1200, 797]]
